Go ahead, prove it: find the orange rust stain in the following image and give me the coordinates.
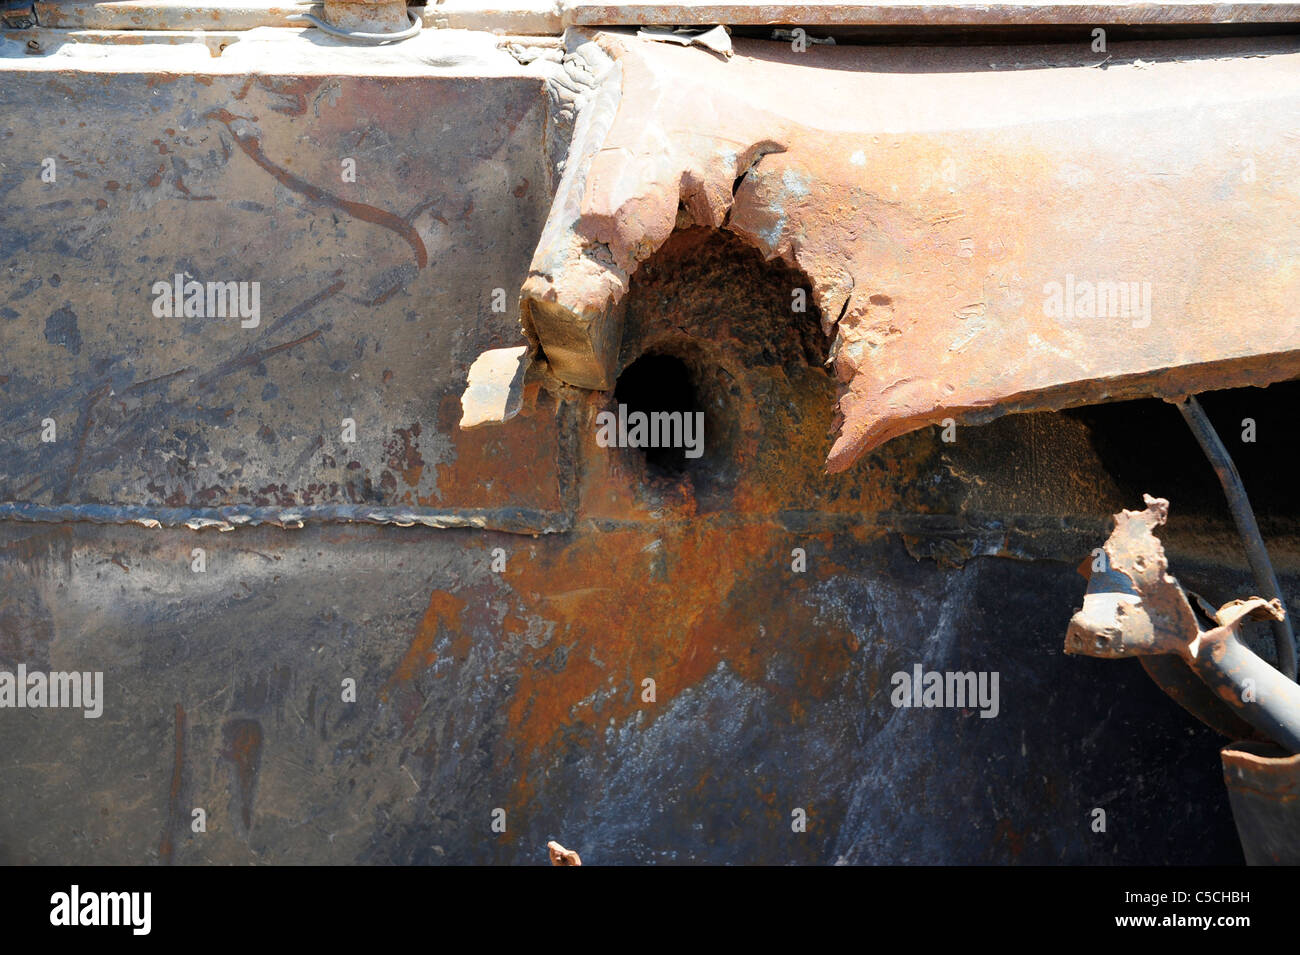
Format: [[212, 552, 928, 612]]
[[220, 718, 263, 830], [384, 590, 468, 699], [424, 393, 561, 510], [383, 424, 424, 490], [499, 523, 859, 805]]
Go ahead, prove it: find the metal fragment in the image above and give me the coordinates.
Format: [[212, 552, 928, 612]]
[[460, 346, 531, 430], [1221, 741, 1300, 865], [1066, 496, 1300, 753], [547, 840, 582, 865], [636, 25, 733, 58]]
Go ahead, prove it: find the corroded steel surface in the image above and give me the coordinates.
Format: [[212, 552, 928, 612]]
[[520, 31, 1300, 471], [1, 32, 561, 529], [3, 26, 1298, 865], [0, 204, 1265, 864]]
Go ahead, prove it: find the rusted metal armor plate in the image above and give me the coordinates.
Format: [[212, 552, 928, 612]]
[[521, 31, 1300, 471], [2, 26, 1296, 865], [1, 40, 562, 529]]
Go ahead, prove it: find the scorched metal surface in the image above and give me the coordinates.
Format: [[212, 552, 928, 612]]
[[1, 17, 1297, 865]]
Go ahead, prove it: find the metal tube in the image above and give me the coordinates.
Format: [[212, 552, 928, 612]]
[[288, 7, 421, 42], [1175, 395, 1297, 681], [1189, 626, 1300, 752]]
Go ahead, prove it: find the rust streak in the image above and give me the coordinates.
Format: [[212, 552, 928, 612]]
[[220, 718, 264, 830], [125, 367, 192, 394], [384, 591, 468, 733], [207, 109, 428, 269], [159, 702, 185, 865], [267, 279, 346, 335], [58, 383, 112, 504], [195, 329, 323, 393]]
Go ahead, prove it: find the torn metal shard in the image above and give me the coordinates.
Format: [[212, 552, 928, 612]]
[[636, 25, 733, 58], [1065, 494, 1197, 659], [547, 840, 582, 865], [460, 346, 530, 430]]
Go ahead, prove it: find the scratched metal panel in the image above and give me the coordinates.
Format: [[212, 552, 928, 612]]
[[0, 520, 1257, 864], [0, 65, 560, 530]]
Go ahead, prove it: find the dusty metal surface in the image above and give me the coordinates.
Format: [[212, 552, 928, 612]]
[[30, 0, 564, 34], [519, 31, 1300, 471], [3, 24, 1299, 865]]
